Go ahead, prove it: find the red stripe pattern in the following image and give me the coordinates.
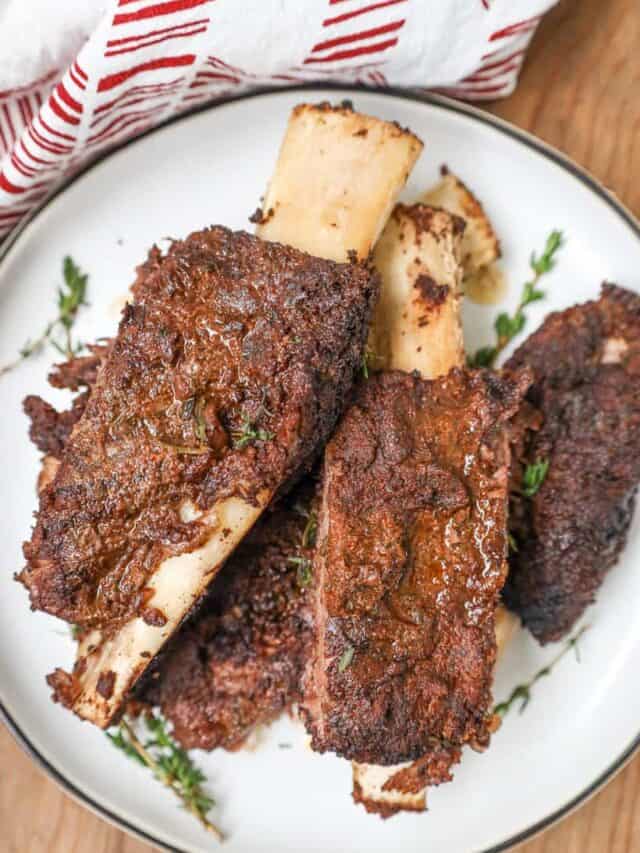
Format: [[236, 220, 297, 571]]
[[310, 0, 407, 67], [435, 14, 543, 101], [0, 0, 554, 238]]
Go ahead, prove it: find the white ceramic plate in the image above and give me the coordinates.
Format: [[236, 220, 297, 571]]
[[1, 88, 639, 853]]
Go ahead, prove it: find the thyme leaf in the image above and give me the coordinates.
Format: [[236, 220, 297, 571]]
[[493, 625, 589, 718], [232, 414, 274, 449], [288, 556, 313, 587], [301, 510, 318, 550], [362, 345, 382, 379], [469, 345, 498, 368], [288, 505, 317, 587], [1, 256, 89, 377], [522, 458, 550, 498], [107, 713, 224, 842], [469, 230, 563, 368], [107, 727, 147, 766]]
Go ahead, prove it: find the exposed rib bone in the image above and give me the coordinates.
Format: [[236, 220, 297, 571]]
[[370, 204, 465, 376], [422, 169, 500, 278], [257, 103, 422, 262], [352, 761, 426, 816]]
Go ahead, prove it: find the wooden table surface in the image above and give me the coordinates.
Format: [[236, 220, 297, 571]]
[[2, 0, 639, 850]]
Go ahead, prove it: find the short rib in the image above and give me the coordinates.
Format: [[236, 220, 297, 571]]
[[302, 367, 529, 765]]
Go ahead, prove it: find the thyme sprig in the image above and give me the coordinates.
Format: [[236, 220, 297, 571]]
[[232, 414, 274, 449], [301, 509, 317, 550], [522, 458, 550, 498], [288, 555, 313, 587], [493, 625, 589, 718], [1, 256, 88, 377], [289, 504, 318, 587], [469, 231, 563, 368], [362, 345, 382, 379], [107, 713, 224, 842]]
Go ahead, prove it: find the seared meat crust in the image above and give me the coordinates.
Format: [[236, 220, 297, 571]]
[[302, 367, 529, 765], [20, 227, 377, 629], [24, 393, 89, 458], [504, 284, 640, 643], [27, 348, 312, 748], [47, 346, 108, 391], [139, 487, 313, 751], [23, 346, 109, 458]]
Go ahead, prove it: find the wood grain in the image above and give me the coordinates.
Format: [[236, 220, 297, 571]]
[[490, 0, 640, 853], [489, 0, 640, 847], [490, 0, 640, 220], [2, 0, 639, 850]]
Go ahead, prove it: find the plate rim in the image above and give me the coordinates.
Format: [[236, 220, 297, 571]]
[[2, 83, 640, 853]]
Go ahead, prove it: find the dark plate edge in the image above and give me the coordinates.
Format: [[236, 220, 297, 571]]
[[1, 83, 639, 853]]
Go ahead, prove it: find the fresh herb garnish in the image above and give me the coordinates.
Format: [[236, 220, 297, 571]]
[[507, 532, 519, 553], [288, 555, 313, 587], [522, 458, 550, 497], [107, 712, 224, 841], [288, 505, 317, 586], [338, 645, 355, 672], [493, 625, 589, 718], [362, 352, 370, 379], [469, 231, 563, 368], [232, 414, 274, 449], [55, 256, 89, 357], [362, 345, 382, 379], [301, 510, 317, 549], [1, 256, 89, 377]]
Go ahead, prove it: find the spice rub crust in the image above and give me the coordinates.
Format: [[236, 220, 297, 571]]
[[505, 284, 640, 642], [302, 367, 529, 765], [20, 227, 377, 630]]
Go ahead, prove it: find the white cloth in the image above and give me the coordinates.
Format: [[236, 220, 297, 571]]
[[0, 0, 557, 238]]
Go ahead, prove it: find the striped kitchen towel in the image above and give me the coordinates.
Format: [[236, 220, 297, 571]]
[[0, 0, 557, 239]]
